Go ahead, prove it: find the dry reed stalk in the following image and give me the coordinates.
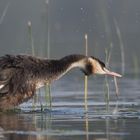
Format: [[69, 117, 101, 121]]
[[45, 83, 52, 109], [104, 43, 120, 110], [84, 34, 88, 112], [0, 2, 10, 25], [114, 76, 119, 97], [114, 19, 125, 75], [27, 21, 37, 110], [45, 0, 52, 110], [28, 21, 35, 56], [104, 48, 110, 110], [84, 34, 89, 140]]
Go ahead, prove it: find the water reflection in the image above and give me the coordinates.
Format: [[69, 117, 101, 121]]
[[0, 113, 51, 140], [0, 111, 139, 140], [85, 113, 89, 140]]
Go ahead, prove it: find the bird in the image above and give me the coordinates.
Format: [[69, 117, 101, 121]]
[[0, 54, 122, 110]]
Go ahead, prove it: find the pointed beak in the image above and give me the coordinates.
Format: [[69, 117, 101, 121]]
[[103, 68, 122, 77]]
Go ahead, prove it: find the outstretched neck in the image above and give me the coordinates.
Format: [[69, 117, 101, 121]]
[[42, 54, 92, 83]]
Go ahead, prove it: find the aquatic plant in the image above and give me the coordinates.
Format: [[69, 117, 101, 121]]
[[45, 84, 52, 109], [133, 54, 139, 79], [27, 0, 52, 111], [114, 18, 125, 75], [44, 0, 52, 110], [84, 34, 88, 112], [104, 43, 120, 111], [104, 47, 111, 111], [27, 21, 37, 109], [0, 2, 10, 25], [84, 34, 89, 139], [27, 21, 35, 56]]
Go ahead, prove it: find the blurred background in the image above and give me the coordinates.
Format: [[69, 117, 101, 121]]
[[0, 0, 140, 75], [1, 1, 140, 140]]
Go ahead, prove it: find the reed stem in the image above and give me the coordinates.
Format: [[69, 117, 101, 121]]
[[28, 21, 35, 56], [114, 76, 119, 97], [45, 84, 52, 109], [0, 2, 10, 25], [84, 34, 89, 140], [44, 0, 52, 110], [104, 48, 110, 109], [114, 19, 125, 74], [84, 76, 88, 111], [133, 54, 139, 79], [27, 21, 37, 110], [104, 43, 120, 111], [84, 34, 88, 112]]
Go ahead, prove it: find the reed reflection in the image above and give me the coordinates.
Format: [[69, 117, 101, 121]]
[[0, 113, 52, 140]]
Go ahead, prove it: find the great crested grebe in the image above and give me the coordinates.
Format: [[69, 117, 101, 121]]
[[0, 54, 122, 110]]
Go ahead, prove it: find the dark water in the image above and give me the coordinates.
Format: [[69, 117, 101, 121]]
[[0, 74, 140, 140]]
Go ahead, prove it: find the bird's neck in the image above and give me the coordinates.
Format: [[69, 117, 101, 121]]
[[41, 54, 90, 83]]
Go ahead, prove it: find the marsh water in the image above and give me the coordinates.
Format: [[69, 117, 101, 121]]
[[0, 72, 140, 140]]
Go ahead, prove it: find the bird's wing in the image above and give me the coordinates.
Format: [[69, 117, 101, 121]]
[[0, 67, 36, 109], [0, 68, 15, 94]]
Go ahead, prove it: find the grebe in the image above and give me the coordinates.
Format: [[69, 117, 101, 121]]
[[0, 54, 122, 110]]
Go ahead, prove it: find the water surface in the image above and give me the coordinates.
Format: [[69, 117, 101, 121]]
[[0, 74, 140, 140]]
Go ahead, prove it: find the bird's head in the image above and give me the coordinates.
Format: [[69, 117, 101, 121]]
[[83, 56, 122, 77]]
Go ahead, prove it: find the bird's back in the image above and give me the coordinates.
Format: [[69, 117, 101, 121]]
[[0, 54, 44, 110]]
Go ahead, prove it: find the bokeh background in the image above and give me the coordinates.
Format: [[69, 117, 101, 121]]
[[1, 1, 140, 140], [0, 0, 140, 75]]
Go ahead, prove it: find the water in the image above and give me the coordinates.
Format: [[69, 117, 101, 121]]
[[0, 74, 140, 140]]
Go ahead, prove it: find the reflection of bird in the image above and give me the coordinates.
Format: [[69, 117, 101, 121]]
[[0, 54, 121, 110]]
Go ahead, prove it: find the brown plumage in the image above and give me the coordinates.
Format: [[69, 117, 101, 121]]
[[0, 54, 122, 110]]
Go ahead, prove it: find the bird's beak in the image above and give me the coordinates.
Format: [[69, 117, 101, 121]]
[[103, 68, 122, 77]]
